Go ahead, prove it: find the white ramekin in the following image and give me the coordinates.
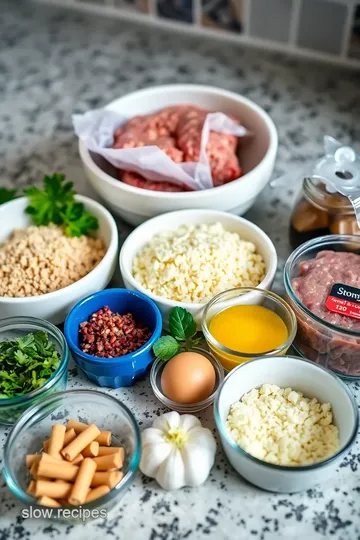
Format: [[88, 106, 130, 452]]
[[119, 209, 277, 329], [79, 84, 278, 225], [214, 355, 359, 493], [0, 196, 118, 324]]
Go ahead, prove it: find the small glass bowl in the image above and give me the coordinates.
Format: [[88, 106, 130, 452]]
[[3, 389, 141, 522], [284, 234, 360, 380], [0, 317, 69, 425], [150, 347, 224, 413], [202, 287, 297, 371]]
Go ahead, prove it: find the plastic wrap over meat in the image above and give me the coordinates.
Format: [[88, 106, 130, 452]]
[[73, 105, 248, 191]]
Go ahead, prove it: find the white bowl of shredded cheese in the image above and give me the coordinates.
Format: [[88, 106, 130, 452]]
[[0, 196, 118, 324], [119, 209, 277, 328], [214, 355, 359, 493]]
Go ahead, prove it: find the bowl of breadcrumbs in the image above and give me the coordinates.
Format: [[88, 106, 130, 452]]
[[0, 196, 118, 324]]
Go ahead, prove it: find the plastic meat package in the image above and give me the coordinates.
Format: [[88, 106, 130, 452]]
[[73, 105, 248, 191]]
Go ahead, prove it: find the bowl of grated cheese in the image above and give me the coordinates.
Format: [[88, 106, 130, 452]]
[[119, 209, 277, 329], [214, 355, 359, 493]]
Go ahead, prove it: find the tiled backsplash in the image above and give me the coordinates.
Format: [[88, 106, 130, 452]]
[[35, 0, 360, 67]]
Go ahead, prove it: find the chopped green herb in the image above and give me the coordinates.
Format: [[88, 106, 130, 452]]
[[0, 331, 61, 398]]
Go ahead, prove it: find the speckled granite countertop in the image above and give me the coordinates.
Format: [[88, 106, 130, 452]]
[[1, 1, 360, 539]]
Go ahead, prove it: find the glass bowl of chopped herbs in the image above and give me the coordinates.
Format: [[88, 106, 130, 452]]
[[0, 317, 69, 425]]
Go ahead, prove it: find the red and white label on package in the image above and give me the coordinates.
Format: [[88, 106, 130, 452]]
[[325, 283, 360, 320]]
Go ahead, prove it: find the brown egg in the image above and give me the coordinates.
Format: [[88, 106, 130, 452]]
[[161, 352, 216, 404]]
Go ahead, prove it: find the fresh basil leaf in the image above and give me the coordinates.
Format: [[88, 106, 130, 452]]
[[169, 307, 197, 341], [153, 336, 180, 361]]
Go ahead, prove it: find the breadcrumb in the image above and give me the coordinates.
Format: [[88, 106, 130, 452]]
[[0, 224, 106, 297]]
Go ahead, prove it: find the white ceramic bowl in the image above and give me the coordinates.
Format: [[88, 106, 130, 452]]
[[0, 196, 118, 324], [214, 355, 359, 493], [120, 209, 277, 328], [79, 84, 278, 225]]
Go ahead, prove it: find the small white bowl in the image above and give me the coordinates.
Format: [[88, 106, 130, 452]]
[[214, 355, 359, 493], [119, 209, 277, 329], [79, 84, 278, 225], [0, 196, 118, 324]]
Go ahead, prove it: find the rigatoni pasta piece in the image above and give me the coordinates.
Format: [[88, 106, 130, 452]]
[[95, 431, 111, 446], [27, 480, 36, 496], [35, 480, 72, 499], [92, 453, 122, 471], [42, 427, 76, 454], [37, 454, 79, 481], [26, 454, 39, 468], [86, 485, 110, 503], [66, 420, 111, 446], [70, 453, 84, 465], [69, 458, 97, 506], [63, 428, 77, 447], [97, 447, 124, 458], [91, 471, 123, 489], [48, 424, 66, 458], [61, 424, 100, 462], [30, 459, 40, 479], [82, 442, 99, 458], [37, 496, 61, 508]]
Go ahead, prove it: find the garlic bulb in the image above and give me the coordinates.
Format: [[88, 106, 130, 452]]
[[140, 411, 216, 490]]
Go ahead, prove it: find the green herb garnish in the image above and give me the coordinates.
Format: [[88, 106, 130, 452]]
[[0, 187, 18, 205], [24, 173, 75, 226], [0, 331, 61, 398], [24, 173, 98, 237], [153, 307, 201, 362], [153, 335, 181, 361], [0, 174, 98, 237]]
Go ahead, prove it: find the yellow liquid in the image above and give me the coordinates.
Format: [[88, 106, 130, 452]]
[[208, 305, 288, 370]]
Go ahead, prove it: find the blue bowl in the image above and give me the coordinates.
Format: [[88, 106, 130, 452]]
[[64, 288, 162, 388]]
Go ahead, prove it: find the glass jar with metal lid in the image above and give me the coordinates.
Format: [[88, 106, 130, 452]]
[[289, 174, 360, 249]]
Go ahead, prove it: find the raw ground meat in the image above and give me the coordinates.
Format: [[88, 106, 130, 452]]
[[291, 250, 360, 376], [121, 171, 189, 192], [112, 104, 243, 191], [113, 133, 184, 163]]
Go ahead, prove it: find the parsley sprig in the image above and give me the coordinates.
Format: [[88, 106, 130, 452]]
[[0, 187, 18, 205], [153, 307, 201, 361], [0, 173, 98, 237], [0, 331, 61, 399]]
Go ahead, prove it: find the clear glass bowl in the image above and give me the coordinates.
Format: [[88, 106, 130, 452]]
[[202, 287, 297, 371], [150, 347, 224, 413], [3, 390, 141, 522], [0, 317, 69, 425], [284, 234, 360, 380]]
